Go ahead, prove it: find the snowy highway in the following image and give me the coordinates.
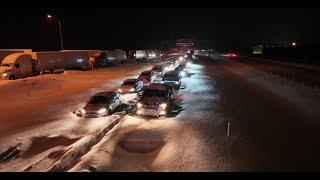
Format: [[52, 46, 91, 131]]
[[1, 55, 320, 171]]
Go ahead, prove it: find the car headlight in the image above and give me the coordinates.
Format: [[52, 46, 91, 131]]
[[80, 109, 86, 114], [175, 81, 179, 85], [117, 88, 122, 93], [137, 103, 142, 108], [2, 73, 7, 77], [160, 103, 167, 109], [180, 71, 186, 76], [97, 108, 107, 114], [130, 88, 135, 92]]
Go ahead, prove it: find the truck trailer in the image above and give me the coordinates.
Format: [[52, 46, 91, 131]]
[[94, 49, 126, 66], [135, 50, 162, 61], [0, 50, 97, 80]]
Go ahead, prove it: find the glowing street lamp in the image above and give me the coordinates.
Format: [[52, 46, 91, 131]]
[[292, 42, 297, 47], [47, 13, 64, 50]]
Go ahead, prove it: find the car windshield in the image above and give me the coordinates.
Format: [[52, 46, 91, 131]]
[[89, 96, 107, 104], [163, 74, 179, 81], [152, 66, 162, 70], [123, 80, 135, 85], [140, 72, 150, 76], [143, 89, 167, 97]]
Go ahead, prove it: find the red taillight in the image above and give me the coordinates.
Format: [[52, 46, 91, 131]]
[[227, 53, 237, 57]]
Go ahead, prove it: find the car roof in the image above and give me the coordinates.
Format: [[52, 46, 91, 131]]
[[124, 79, 138, 82], [146, 83, 170, 91], [164, 71, 179, 76], [94, 91, 116, 97]]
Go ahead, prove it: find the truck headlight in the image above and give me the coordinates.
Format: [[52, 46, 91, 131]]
[[160, 110, 166, 115], [97, 108, 107, 114], [137, 103, 143, 108], [80, 109, 86, 114], [130, 88, 135, 92], [2, 73, 7, 77], [160, 103, 167, 109]]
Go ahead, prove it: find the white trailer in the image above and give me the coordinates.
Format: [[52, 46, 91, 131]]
[[106, 49, 126, 64], [135, 50, 161, 61], [32, 51, 64, 73], [60, 50, 91, 70]]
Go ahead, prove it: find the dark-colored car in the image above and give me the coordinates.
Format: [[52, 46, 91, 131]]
[[136, 83, 173, 117], [138, 70, 156, 85], [80, 91, 122, 118], [118, 79, 144, 94], [161, 71, 181, 89]]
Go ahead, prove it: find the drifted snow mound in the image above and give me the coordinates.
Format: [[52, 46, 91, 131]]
[[46, 113, 124, 172]]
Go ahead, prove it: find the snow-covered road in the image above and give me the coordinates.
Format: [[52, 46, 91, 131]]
[[2, 55, 320, 171]]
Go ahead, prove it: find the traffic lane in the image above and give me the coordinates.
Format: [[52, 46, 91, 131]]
[[236, 56, 320, 87], [0, 60, 171, 157], [0, 60, 170, 136], [71, 58, 230, 171], [201, 56, 320, 171], [0, 60, 174, 171]]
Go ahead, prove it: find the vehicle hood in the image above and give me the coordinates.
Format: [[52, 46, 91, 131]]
[[0, 66, 10, 73], [141, 97, 166, 105], [83, 104, 107, 112]]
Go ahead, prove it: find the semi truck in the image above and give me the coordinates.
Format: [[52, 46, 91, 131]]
[[0, 50, 93, 80], [94, 49, 126, 66], [135, 50, 162, 61]]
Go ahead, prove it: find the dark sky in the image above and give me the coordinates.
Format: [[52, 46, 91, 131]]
[[0, 8, 319, 51]]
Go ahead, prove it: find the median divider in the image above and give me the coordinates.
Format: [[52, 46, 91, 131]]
[[45, 111, 126, 172]]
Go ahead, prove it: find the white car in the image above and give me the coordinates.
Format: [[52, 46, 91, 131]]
[[80, 91, 122, 118]]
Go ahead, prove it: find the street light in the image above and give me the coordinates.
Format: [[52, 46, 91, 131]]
[[47, 14, 64, 50]]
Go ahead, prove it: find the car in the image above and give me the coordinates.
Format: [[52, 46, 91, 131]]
[[117, 79, 144, 94], [151, 65, 165, 77], [136, 83, 173, 117], [164, 62, 176, 72], [222, 53, 238, 58], [138, 70, 156, 85], [80, 91, 122, 118], [174, 64, 187, 77], [161, 71, 181, 89]]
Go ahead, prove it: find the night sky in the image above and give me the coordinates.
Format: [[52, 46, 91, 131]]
[[0, 8, 319, 51]]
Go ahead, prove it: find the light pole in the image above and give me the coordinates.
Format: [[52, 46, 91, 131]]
[[47, 14, 64, 50]]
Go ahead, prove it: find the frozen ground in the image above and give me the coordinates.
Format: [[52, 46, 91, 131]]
[[0, 60, 170, 171], [1, 55, 320, 171]]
